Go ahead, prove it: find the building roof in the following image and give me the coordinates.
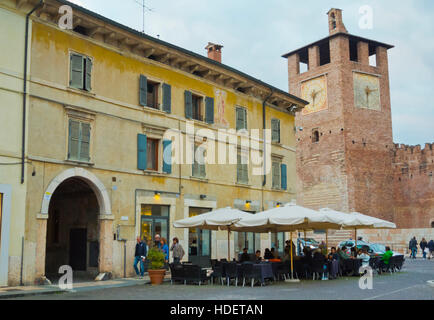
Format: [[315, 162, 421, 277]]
[[282, 32, 394, 59], [51, 0, 308, 108]]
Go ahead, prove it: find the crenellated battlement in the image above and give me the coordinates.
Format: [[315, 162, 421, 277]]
[[392, 142, 434, 175]]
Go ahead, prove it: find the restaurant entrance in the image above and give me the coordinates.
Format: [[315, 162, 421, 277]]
[[188, 207, 212, 267], [140, 204, 170, 244]]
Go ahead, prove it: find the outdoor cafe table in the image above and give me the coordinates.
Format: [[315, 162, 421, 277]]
[[221, 262, 274, 285]]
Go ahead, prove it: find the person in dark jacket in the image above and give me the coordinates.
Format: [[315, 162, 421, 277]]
[[428, 240, 434, 260], [409, 237, 417, 259], [264, 248, 274, 260], [239, 248, 250, 263], [134, 236, 147, 277], [420, 238, 428, 260]]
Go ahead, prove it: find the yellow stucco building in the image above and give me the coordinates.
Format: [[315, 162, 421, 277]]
[[0, 0, 306, 285]]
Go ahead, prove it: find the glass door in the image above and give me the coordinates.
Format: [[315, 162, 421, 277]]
[[188, 207, 212, 267]]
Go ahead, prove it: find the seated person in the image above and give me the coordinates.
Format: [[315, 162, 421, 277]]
[[328, 247, 339, 261], [338, 246, 352, 260], [264, 248, 274, 260], [350, 246, 358, 258], [239, 248, 250, 263], [380, 246, 394, 269], [255, 250, 262, 262], [358, 248, 370, 268]]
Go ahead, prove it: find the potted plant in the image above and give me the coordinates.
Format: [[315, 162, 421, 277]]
[[147, 247, 166, 285]]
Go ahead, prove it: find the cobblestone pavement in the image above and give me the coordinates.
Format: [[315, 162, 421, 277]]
[[9, 259, 434, 300]]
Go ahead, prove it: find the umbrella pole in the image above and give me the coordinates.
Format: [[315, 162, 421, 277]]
[[326, 229, 328, 253], [355, 228, 357, 249], [290, 231, 294, 279], [228, 228, 231, 261]]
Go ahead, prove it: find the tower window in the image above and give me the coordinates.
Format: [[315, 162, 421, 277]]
[[319, 41, 330, 66], [349, 39, 358, 62], [331, 13, 337, 29], [312, 129, 320, 143]]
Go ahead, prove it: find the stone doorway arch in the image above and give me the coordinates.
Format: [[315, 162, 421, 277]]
[[35, 168, 113, 282]]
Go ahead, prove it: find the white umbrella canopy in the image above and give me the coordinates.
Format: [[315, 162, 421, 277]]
[[173, 207, 253, 231], [348, 212, 396, 229], [233, 203, 343, 232], [318, 208, 396, 229], [173, 207, 254, 261]]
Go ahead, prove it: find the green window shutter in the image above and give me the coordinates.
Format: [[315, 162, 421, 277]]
[[163, 140, 172, 174], [205, 97, 214, 124], [200, 162, 206, 178], [281, 163, 287, 190], [137, 134, 147, 170], [70, 54, 84, 89], [236, 107, 246, 131], [84, 57, 92, 91], [68, 119, 80, 160], [272, 162, 281, 189], [162, 83, 172, 113], [80, 122, 91, 161], [272, 119, 280, 143], [184, 90, 193, 119], [139, 75, 147, 106]]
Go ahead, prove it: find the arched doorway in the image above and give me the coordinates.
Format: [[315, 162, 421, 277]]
[[45, 177, 100, 281], [36, 168, 113, 283]]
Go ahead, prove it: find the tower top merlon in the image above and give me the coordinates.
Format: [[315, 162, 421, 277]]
[[327, 8, 348, 35]]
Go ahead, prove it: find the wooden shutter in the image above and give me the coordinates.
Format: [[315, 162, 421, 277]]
[[70, 54, 84, 89], [237, 153, 248, 184], [137, 134, 147, 170], [205, 97, 214, 124], [84, 57, 92, 91], [80, 122, 91, 161], [236, 107, 245, 131], [272, 119, 280, 143], [281, 163, 287, 190], [272, 162, 281, 189], [162, 83, 172, 113], [68, 119, 80, 160], [184, 90, 193, 119], [139, 75, 147, 106], [163, 140, 172, 174]]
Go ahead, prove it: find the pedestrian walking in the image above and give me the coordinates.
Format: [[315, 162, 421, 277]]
[[409, 237, 417, 259], [133, 236, 147, 277], [160, 237, 170, 269], [170, 237, 185, 264], [428, 239, 434, 260], [420, 238, 428, 260]]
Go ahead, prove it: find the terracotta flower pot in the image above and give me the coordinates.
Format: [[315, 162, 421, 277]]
[[148, 269, 166, 286]]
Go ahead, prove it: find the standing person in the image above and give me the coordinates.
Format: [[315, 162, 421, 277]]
[[154, 234, 162, 249], [420, 238, 428, 260], [133, 236, 147, 278], [409, 237, 417, 259], [160, 237, 169, 268], [170, 237, 185, 265], [428, 239, 434, 260]]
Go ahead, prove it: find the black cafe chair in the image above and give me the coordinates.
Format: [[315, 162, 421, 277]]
[[169, 263, 184, 285], [223, 263, 239, 286]]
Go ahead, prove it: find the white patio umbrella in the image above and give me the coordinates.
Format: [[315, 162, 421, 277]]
[[233, 203, 345, 280], [318, 208, 396, 248], [173, 207, 254, 261]]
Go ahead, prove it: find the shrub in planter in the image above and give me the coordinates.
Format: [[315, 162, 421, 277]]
[[147, 248, 166, 285]]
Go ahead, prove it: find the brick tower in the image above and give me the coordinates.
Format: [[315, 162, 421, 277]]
[[282, 9, 395, 222]]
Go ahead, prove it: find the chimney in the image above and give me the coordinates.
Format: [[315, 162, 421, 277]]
[[327, 8, 348, 35], [205, 42, 223, 63]]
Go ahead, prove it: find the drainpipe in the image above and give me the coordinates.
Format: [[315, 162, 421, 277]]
[[21, 0, 44, 184], [261, 90, 273, 211]]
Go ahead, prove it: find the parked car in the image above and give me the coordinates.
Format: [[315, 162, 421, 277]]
[[297, 238, 319, 255], [338, 240, 395, 257]]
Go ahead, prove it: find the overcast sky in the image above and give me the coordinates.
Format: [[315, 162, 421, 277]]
[[68, 0, 433, 146]]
